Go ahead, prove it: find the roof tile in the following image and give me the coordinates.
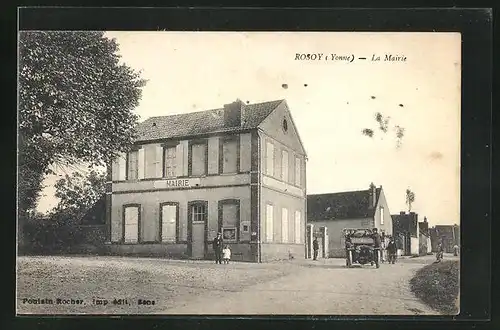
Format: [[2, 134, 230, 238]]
[[307, 188, 381, 221], [134, 99, 283, 142]]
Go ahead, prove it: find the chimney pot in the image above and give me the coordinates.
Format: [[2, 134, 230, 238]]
[[223, 99, 243, 127]]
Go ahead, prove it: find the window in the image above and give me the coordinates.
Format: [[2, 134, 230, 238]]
[[127, 151, 138, 180], [380, 207, 385, 225], [220, 201, 239, 242], [294, 211, 301, 243], [190, 203, 207, 223], [282, 208, 289, 243], [123, 205, 139, 243], [164, 146, 177, 178], [282, 150, 289, 182], [266, 204, 274, 242], [190, 143, 207, 176], [266, 142, 274, 176], [295, 157, 301, 186], [222, 139, 238, 173], [160, 203, 178, 242]]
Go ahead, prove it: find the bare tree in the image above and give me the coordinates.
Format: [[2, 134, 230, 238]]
[[406, 188, 415, 212]]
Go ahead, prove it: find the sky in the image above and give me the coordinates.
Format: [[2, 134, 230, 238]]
[[36, 31, 461, 226]]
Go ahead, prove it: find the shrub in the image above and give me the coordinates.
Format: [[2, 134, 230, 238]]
[[410, 260, 459, 314]]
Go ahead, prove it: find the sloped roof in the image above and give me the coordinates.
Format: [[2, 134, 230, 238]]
[[134, 100, 284, 142], [307, 188, 381, 221]]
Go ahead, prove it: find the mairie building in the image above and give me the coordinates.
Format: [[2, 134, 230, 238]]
[[105, 99, 307, 262]]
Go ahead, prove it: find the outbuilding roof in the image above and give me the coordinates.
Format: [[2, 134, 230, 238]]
[[307, 188, 381, 221], [134, 99, 284, 142]]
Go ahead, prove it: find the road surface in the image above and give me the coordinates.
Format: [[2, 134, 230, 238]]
[[18, 254, 457, 315], [164, 255, 450, 315]]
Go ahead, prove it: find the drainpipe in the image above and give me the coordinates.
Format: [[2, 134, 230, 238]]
[[304, 155, 308, 259], [257, 131, 262, 263]]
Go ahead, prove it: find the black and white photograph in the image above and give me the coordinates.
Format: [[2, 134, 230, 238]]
[[17, 29, 461, 316]]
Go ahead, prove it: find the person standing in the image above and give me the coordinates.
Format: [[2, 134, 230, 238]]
[[213, 232, 224, 264], [386, 237, 397, 264], [436, 240, 444, 262], [222, 245, 231, 264], [313, 237, 319, 260], [371, 228, 382, 267], [453, 244, 459, 256]]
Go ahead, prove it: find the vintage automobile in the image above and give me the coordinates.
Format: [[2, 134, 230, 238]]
[[343, 228, 380, 268]]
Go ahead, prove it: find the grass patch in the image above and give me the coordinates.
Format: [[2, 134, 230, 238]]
[[409, 260, 459, 315]]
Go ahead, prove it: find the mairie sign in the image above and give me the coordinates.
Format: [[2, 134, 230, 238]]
[[153, 178, 201, 189]]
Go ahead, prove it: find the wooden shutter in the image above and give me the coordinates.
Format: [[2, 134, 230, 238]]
[[266, 204, 274, 242], [111, 156, 120, 181], [161, 204, 177, 242], [295, 211, 301, 243], [124, 206, 139, 243], [282, 208, 289, 243], [176, 143, 184, 177], [118, 153, 127, 181], [138, 148, 145, 179], [155, 145, 163, 177]]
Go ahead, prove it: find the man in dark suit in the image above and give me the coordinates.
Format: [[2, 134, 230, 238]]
[[213, 232, 224, 264], [372, 228, 382, 265], [386, 237, 397, 264], [313, 237, 319, 260]]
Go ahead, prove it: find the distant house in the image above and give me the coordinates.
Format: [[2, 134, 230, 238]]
[[391, 211, 419, 256], [307, 183, 393, 258], [430, 224, 460, 253], [418, 217, 432, 256]]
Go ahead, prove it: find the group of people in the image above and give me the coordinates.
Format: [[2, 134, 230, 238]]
[[313, 228, 398, 263], [212, 229, 459, 265], [212, 232, 231, 264]]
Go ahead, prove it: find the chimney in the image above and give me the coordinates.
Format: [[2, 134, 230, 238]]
[[223, 99, 243, 127], [424, 216, 427, 223], [369, 182, 376, 207]]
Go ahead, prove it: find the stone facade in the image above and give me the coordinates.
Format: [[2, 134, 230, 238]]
[[106, 100, 307, 262]]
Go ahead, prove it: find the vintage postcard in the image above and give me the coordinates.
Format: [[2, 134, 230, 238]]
[[17, 31, 461, 315]]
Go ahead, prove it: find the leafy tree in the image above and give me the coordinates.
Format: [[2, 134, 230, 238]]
[[18, 31, 146, 218], [52, 170, 106, 223], [406, 188, 416, 212]]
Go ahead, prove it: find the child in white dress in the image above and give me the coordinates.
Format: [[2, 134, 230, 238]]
[[222, 245, 231, 264]]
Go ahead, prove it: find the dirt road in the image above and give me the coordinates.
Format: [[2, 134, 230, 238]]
[[17, 254, 457, 315], [164, 256, 447, 315]]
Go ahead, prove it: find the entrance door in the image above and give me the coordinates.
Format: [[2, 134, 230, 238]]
[[188, 201, 207, 259], [191, 222, 205, 259]]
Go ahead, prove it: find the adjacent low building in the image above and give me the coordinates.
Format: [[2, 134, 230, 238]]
[[391, 211, 419, 256], [307, 183, 393, 258], [392, 212, 433, 256], [430, 224, 460, 253], [418, 217, 432, 256], [105, 99, 307, 262]]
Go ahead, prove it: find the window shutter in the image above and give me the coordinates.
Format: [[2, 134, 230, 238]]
[[294, 211, 301, 243], [155, 146, 163, 177], [282, 208, 289, 243], [112, 156, 120, 181], [118, 153, 127, 181], [176, 143, 184, 177], [138, 148, 145, 179]]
